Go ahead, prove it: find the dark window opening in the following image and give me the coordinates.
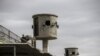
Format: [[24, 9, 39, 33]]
[[34, 17, 39, 36], [45, 20, 50, 26], [77, 53, 79, 55], [65, 49, 69, 56], [72, 52, 75, 55]]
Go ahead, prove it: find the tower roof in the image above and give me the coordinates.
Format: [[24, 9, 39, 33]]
[[32, 13, 58, 18]]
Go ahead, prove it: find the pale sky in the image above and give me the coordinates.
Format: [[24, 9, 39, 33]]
[[0, 0, 100, 56]]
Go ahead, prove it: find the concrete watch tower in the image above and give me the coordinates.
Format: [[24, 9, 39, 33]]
[[65, 48, 79, 56], [32, 14, 58, 53]]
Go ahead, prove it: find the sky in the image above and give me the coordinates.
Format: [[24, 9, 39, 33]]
[[0, 0, 100, 56]]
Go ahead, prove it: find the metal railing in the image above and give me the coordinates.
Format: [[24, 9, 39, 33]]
[[0, 25, 34, 47], [0, 25, 21, 43]]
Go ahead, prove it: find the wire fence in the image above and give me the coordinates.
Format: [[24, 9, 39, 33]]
[[0, 25, 21, 43], [0, 25, 34, 47]]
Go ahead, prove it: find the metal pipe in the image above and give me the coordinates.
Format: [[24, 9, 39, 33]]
[[43, 40, 48, 53], [14, 46, 16, 56], [31, 38, 36, 48]]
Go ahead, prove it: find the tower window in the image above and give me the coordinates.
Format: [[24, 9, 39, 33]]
[[72, 52, 75, 55], [45, 20, 50, 26]]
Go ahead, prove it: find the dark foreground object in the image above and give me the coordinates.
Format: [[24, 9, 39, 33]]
[[0, 44, 52, 56]]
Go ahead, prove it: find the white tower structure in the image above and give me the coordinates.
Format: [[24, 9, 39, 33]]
[[65, 48, 79, 56], [32, 14, 58, 53]]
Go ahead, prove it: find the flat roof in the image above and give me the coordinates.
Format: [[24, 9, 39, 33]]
[[32, 13, 58, 18], [65, 47, 78, 49], [0, 43, 34, 49], [0, 43, 40, 53]]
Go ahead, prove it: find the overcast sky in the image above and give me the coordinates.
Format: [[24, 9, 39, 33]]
[[0, 0, 100, 56]]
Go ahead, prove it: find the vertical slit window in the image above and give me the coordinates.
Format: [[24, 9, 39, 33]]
[[34, 17, 39, 36]]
